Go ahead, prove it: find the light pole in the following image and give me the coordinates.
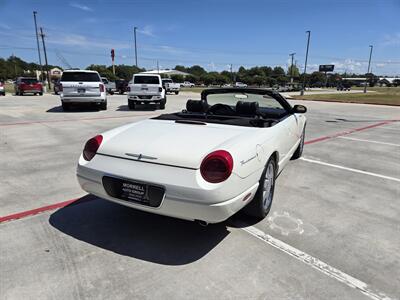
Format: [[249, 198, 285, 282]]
[[289, 53, 295, 83], [300, 30, 311, 96], [363, 45, 373, 93], [33, 11, 43, 81], [134, 27, 138, 67]]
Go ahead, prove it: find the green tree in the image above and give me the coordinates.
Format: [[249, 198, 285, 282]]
[[287, 65, 300, 78]]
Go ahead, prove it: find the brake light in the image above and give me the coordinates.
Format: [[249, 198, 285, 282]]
[[159, 87, 162, 92], [100, 84, 105, 92], [83, 135, 103, 161], [200, 150, 233, 183]]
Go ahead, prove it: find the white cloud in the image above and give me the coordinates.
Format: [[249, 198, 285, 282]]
[[47, 33, 129, 50], [138, 25, 155, 37], [69, 2, 92, 12], [382, 33, 400, 47], [0, 23, 11, 30]]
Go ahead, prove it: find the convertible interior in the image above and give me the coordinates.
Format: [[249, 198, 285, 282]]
[[153, 88, 294, 128]]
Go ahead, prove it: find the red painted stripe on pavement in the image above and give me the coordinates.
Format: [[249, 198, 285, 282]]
[[0, 113, 156, 127], [0, 119, 399, 224], [0, 198, 79, 224], [305, 120, 398, 145]]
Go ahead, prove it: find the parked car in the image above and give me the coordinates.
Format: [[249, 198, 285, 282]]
[[127, 74, 166, 110], [337, 81, 351, 91], [115, 79, 129, 94], [0, 80, 5, 96], [14, 77, 43, 96], [162, 78, 180, 94], [59, 70, 107, 111], [181, 81, 195, 88], [77, 88, 307, 224], [235, 82, 248, 88], [53, 79, 62, 95], [101, 77, 117, 95]]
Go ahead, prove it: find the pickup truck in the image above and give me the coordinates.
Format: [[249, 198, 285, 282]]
[[162, 78, 180, 94], [180, 81, 195, 88], [127, 74, 166, 110], [101, 77, 117, 95], [115, 79, 129, 94]]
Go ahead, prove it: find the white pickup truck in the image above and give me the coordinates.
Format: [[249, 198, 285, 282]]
[[101, 77, 117, 95], [180, 81, 195, 88], [127, 74, 166, 110], [162, 78, 180, 95]]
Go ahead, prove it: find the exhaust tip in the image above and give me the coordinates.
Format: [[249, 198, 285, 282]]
[[195, 220, 209, 227]]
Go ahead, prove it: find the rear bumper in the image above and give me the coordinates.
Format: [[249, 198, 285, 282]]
[[21, 89, 42, 93], [128, 94, 163, 101], [61, 95, 106, 103], [77, 155, 259, 223]]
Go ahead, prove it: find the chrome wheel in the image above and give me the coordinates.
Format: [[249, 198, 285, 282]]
[[262, 162, 275, 209]]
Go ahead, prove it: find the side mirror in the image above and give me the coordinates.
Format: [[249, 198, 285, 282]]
[[293, 104, 307, 113]]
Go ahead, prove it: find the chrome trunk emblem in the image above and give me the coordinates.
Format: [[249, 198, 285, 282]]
[[125, 153, 158, 160]]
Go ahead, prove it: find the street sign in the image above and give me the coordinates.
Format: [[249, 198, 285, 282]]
[[319, 64, 334, 72]]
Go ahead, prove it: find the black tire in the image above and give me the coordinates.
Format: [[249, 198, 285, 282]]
[[128, 100, 136, 110], [159, 98, 166, 109], [20, 91, 23, 96], [119, 91, 124, 95], [291, 126, 306, 160], [39, 92, 43, 96], [175, 91, 179, 95], [244, 156, 277, 219], [62, 102, 70, 111], [100, 101, 107, 110]]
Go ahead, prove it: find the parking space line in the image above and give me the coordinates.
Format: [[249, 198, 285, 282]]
[[0, 113, 156, 127], [337, 136, 400, 147], [0, 198, 79, 224], [241, 225, 393, 300], [304, 120, 399, 145], [300, 157, 400, 182]]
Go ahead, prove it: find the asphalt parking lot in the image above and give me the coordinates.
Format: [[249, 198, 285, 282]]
[[1, 93, 399, 300]]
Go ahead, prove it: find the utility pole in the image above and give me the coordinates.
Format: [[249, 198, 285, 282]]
[[157, 60, 159, 74], [134, 27, 138, 67], [363, 45, 373, 93], [39, 27, 51, 90], [230, 64, 233, 83], [33, 11, 43, 81], [289, 53, 295, 83], [300, 30, 311, 96]]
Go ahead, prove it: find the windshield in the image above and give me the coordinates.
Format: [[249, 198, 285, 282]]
[[134, 76, 160, 84], [162, 79, 172, 83], [21, 78, 39, 84], [206, 92, 284, 109], [61, 72, 101, 82]]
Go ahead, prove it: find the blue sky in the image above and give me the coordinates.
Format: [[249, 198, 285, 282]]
[[0, 0, 399, 75]]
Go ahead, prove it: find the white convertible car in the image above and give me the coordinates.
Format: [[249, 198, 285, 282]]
[[77, 88, 307, 224]]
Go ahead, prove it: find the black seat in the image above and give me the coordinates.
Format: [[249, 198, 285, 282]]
[[186, 100, 208, 113], [235, 101, 259, 117]]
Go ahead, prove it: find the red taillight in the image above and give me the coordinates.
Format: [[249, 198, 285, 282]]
[[200, 150, 233, 183], [59, 84, 63, 92], [159, 87, 162, 92], [99, 84, 105, 92], [83, 135, 103, 161], [127, 86, 131, 92]]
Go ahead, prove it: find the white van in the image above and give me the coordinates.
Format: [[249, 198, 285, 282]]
[[127, 74, 166, 110], [60, 70, 107, 111]]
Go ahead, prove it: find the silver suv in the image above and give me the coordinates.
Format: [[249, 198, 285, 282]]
[[60, 70, 107, 111]]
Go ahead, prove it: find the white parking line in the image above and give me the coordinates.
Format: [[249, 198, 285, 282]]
[[338, 136, 400, 147], [241, 225, 393, 300], [300, 157, 400, 183]]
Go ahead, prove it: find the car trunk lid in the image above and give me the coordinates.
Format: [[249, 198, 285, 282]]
[[98, 119, 249, 169]]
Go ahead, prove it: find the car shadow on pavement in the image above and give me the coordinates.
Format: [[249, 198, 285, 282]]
[[49, 195, 229, 265], [46, 106, 100, 113], [117, 105, 158, 112]]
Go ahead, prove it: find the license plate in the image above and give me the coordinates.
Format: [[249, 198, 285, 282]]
[[102, 176, 165, 207], [77, 88, 85, 94], [141, 87, 148, 91]]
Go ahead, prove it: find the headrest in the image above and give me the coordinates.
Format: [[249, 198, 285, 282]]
[[186, 100, 208, 113], [236, 101, 259, 116]]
